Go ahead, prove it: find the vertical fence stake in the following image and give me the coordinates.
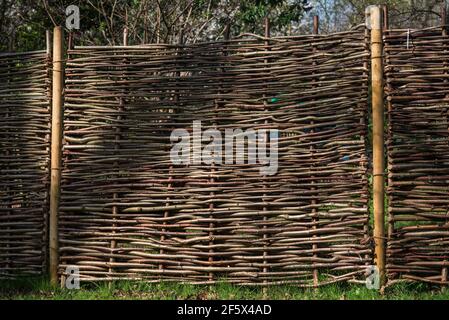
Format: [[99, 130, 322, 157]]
[[311, 14, 319, 288], [109, 27, 128, 282], [368, 6, 386, 285], [262, 15, 270, 297], [49, 26, 64, 285], [45, 29, 52, 274], [382, 5, 389, 30], [46, 30, 51, 55], [440, 2, 448, 285], [383, 5, 396, 269]]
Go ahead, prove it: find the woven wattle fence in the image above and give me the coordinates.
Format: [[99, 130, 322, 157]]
[[60, 28, 372, 285], [385, 26, 449, 284], [0, 51, 51, 278], [3, 19, 449, 288]]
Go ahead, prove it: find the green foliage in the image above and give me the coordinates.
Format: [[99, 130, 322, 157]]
[[236, 0, 311, 34], [1, 0, 445, 51], [0, 0, 312, 51]]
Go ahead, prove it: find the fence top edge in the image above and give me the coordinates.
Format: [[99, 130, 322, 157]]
[[0, 50, 47, 57], [72, 27, 368, 51], [385, 25, 447, 33]]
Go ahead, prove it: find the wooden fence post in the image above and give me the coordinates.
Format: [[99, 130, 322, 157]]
[[368, 5, 386, 285], [49, 26, 64, 285]]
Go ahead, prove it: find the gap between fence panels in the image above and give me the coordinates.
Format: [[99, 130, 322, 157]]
[[1, 5, 449, 290]]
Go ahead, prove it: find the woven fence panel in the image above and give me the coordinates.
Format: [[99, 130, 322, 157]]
[[385, 27, 449, 284], [0, 51, 51, 278], [61, 29, 371, 285]]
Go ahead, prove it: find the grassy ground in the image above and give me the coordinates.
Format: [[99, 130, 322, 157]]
[[0, 278, 448, 300]]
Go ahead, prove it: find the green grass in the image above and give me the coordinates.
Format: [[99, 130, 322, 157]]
[[1, 278, 448, 300]]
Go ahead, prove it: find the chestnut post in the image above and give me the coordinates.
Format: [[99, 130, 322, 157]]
[[49, 26, 64, 285], [368, 5, 386, 284]]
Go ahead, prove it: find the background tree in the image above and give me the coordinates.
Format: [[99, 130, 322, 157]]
[[307, 0, 444, 32], [0, 0, 311, 50], [0, 0, 447, 52]]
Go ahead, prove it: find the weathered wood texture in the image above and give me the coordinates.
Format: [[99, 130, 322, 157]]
[[59, 29, 372, 286], [0, 51, 51, 278], [385, 27, 449, 285]]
